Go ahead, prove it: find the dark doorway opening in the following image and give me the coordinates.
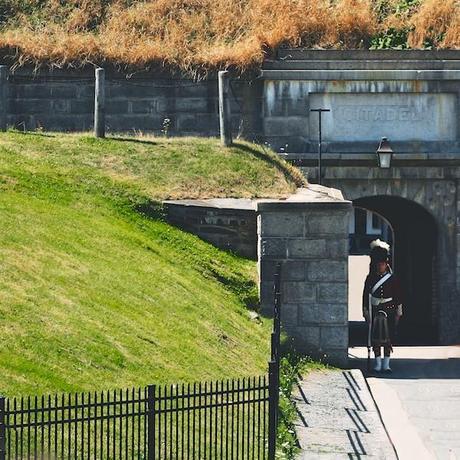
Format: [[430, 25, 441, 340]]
[[349, 195, 438, 345]]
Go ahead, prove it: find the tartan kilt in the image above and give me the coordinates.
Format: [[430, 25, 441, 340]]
[[371, 306, 397, 347]]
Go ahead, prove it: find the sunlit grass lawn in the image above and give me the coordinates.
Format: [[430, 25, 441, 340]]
[[0, 131, 304, 396]]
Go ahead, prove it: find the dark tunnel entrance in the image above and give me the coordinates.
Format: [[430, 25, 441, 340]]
[[349, 195, 438, 345]]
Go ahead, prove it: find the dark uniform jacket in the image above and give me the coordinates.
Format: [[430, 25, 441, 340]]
[[362, 271, 403, 317]]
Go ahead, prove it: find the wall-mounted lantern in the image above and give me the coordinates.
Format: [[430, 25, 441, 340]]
[[376, 137, 393, 169]]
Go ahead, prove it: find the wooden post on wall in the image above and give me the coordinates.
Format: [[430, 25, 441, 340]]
[[218, 70, 232, 146], [0, 66, 8, 132], [94, 67, 105, 138]]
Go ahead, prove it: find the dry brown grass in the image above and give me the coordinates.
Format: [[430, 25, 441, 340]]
[[408, 0, 460, 48], [0, 0, 458, 73]]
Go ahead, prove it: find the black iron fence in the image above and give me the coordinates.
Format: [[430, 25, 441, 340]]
[[0, 264, 282, 460]]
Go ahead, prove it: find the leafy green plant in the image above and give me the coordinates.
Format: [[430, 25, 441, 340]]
[[370, 27, 411, 49]]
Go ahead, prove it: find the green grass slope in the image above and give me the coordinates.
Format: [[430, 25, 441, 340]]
[[0, 132, 303, 396]]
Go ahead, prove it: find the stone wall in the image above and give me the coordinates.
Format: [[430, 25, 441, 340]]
[[261, 49, 460, 345], [164, 188, 352, 366], [316, 166, 460, 345], [164, 200, 257, 259], [261, 49, 460, 156], [4, 68, 263, 137], [257, 187, 352, 366]]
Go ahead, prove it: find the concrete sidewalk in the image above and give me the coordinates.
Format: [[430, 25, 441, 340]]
[[293, 369, 397, 459], [349, 346, 460, 460]]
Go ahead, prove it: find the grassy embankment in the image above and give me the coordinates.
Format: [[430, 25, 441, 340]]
[[0, 0, 458, 74], [0, 131, 304, 397]]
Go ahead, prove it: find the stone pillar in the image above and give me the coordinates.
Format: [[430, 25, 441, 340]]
[[257, 186, 352, 366]]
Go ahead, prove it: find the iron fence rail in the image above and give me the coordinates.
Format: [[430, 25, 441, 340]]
[[1, 377, 269, 459], [0, 263, 283, 460]]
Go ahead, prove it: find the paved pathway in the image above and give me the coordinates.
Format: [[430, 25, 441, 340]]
[[349, 346, 460, 460], [293, 369, 396, 459]]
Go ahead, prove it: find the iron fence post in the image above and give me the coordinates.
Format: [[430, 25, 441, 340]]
[[270, 332, 277, 362], [268, 361, 277, 460], [0, 396, 5, 460], [147, 385, 156, 460], [268, 261, 282, 459]]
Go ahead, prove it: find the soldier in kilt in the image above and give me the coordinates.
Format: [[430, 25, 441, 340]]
[[362, 239, 403, 373]]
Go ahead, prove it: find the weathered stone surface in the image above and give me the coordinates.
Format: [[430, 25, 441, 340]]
[[130, 99, 166, 114], [321, 326, 348, 348], [50, 99, 71, 114], [260, 238, 286, 258], [174, 97, 210, 112], [287, 239, 327, 258], [318, 283, 348, 303], [295, 326, 321, 348], [298, 303, 347, 326], [280, 303, 298, 326], [166, 187, 352, 363], [106, 100, 129, 114], [13, 99, 51, 114], [106, 115, 165, 131], [284, 281, 316, 303], [318, 304, 348, 324], [306, 212, 350, 235], [260, 212, 304, 237], [70, 99, 93, 114], [282, 260, 306, 281], [309, 92, 456, 142], [327, 239, 349, 258], [298, 304, 320, 325], [13, 84, 54, 99], [307, 260, 348, 282], [50, 85, 77, 98], [263, 116, 309, 136], [176, 113, 218, 132]]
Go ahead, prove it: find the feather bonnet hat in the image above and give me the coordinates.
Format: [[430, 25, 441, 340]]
[[370, 239, 390, 263]]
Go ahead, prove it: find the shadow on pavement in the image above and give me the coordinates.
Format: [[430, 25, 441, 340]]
[[348, 353, 460, 380]]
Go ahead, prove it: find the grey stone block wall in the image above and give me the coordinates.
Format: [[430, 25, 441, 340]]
[[163, 200, 258, 259], [259, 49, 460, 344], [4, 68, 263, 138], [257, 191, 352, 366], [316, 166, 460, 345], [260, 50, 460, 155]]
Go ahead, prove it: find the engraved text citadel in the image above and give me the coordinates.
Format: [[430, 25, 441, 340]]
[[338, 105, 431, 123]]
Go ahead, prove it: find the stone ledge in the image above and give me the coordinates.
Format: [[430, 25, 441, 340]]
[[164, 185, 351, 213], [276, 48, 460, 61], [260, 69, 460, 80], [164, 198, 255, 210], [256, 185, 351, 212]]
